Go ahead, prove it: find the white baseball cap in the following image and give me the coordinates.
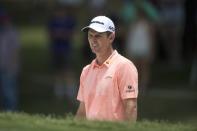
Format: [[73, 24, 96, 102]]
[[81, 16, 115, 33]]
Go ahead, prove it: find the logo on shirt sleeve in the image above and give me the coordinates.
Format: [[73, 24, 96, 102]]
[[126, 85, 135, 93]]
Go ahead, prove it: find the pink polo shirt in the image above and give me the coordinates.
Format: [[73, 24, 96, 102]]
[[77, 50, 138, 121]]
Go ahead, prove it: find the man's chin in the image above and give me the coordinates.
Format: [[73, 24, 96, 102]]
[[91, 49, 99, 54]]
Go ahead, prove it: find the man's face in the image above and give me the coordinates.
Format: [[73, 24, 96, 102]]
[[88, 29, 113, 55]]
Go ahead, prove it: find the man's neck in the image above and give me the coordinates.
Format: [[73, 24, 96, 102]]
[[96, 49, 114, 65]]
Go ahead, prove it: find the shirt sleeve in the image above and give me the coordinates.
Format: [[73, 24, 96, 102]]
[[117, 61, 138, 99]]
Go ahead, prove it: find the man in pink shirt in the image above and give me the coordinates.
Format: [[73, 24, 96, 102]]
[[76, 16, 138, 122]]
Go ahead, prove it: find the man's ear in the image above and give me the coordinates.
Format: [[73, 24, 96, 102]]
[[110, 33, 115, 41], [110, 35, 113, 40]]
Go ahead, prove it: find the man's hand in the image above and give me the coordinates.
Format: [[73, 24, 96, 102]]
[[75, 102, 86, 120]]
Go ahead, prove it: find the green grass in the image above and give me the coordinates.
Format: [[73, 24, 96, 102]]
[[0, 112, 196, 131]]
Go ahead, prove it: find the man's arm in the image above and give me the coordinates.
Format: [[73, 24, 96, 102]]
[[123, 98, 137, 122], [75, 102, 86, 119]]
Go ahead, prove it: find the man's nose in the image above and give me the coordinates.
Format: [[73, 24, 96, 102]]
[[92, 36, 97, 42]]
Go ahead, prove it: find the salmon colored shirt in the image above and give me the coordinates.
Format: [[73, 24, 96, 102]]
[[77, 50, 138, 121]]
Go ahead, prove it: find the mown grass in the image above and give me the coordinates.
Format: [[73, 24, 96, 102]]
[[0, 112, 196, 131]]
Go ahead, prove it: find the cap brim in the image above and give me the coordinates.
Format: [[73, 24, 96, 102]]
[[81, 26, 89, 32], [81, 25, 108, 33]]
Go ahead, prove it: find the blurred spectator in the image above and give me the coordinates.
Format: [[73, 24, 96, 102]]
[[0, 11, 20, 111], [120, 0, 159, 61], [87, 0, 107, 17], [120, 0, 159, 25], [47, 6, 77, 100], [159, 0, 184, 67], [125, 7, 156, 94], [120, 0, 137, 25]]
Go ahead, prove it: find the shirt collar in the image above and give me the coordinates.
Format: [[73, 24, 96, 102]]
[[92, 50, 118, 68]]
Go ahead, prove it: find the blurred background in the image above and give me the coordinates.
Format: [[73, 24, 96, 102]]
[[0, 0, 196, 123]]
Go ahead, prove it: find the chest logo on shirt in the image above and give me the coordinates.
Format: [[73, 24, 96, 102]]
[[105, 76, 112, 79]]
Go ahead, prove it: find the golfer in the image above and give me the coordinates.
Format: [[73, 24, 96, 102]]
[[76, 16, 138, 122]]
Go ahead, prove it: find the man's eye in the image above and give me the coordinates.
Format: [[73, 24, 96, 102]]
[[95, 35, 101, 38]]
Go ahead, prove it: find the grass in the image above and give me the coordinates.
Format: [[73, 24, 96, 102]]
[[0, 112, 196, 131]]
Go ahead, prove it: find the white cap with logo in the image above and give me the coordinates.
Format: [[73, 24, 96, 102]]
[[81, 16, 115, 33]]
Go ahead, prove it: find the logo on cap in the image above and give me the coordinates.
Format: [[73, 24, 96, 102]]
[[109, 26, 115, 32], [81, 16, 115, 33], [90, 21, 104, 25]]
